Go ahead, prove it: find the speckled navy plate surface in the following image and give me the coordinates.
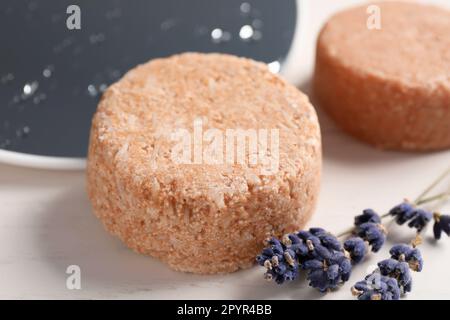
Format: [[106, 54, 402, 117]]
[[0, 0, 300, 168]]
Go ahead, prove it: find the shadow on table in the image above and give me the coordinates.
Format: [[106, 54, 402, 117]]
[[31, 181, 354, 299], [33, 182, 322, 298], [33, 184, 222, 297]]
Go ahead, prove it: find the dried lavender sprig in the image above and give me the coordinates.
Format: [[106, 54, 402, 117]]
[[339, 166, 450, 240], [345, 196, 445, 266], [257, 167, 450, 293], [336, 194, 448, 240], [336, 194, 450, 245], [257, 194, 446, 289], [330, 187, 446, 263]]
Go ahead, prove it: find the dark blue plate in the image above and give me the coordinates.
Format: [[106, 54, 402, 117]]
[[0, 0, 297, 158]]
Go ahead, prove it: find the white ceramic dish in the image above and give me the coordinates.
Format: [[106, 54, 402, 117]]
[[0, 0, 307, 171]]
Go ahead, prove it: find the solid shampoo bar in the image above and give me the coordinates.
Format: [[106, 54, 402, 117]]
[[314, 2, 450, 151], [87, 53, 322, 274]]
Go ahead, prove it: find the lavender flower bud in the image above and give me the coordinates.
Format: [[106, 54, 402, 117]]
[[256, 237, 283, 266], [296, 228, 344, 264], [256, 237, 300, 284], [310, 243, 333, 260], [332, 251, 352, 282], [297, 230, 321, 249], [389, 202, 415, 225], [356, 222, 386, 252], [296, 228, 351, 292], [352, 273, 401, 300], [285, 233, 309, 258], [303, 250, 352, 292], [433, 214, 450, 240], [344, 237, 367, 264], [310, 228, 343, 251], [354, 209, 381, 226], [389, 244, 423, 272], [378, 258, 413, 293], [407, 209, 432, 232]]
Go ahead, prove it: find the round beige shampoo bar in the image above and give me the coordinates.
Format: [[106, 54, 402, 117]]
[[314, 2, 450, 151], [87, 53, 322, 274]]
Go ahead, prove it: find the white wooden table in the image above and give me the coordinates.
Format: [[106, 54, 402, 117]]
[[1, 0, 449, 299]]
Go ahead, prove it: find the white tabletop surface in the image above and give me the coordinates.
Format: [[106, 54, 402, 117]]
[[1, 0, 450, 300]]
